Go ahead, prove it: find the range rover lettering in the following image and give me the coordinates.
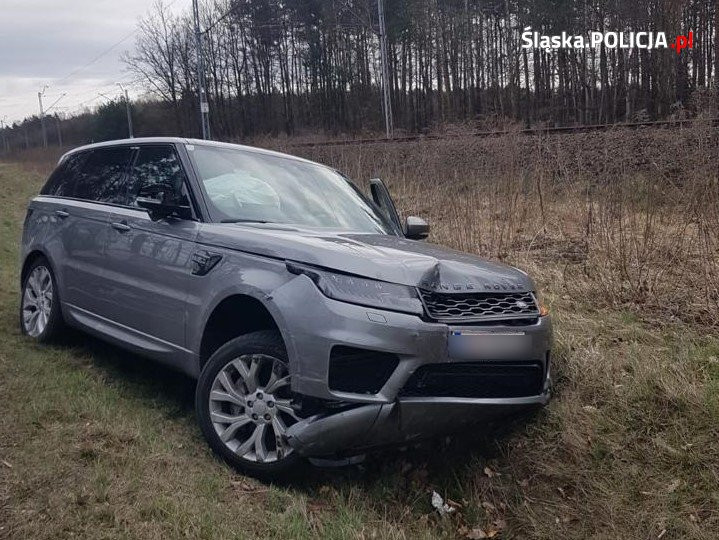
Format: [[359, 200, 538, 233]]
[[19, 138, 552, 477]]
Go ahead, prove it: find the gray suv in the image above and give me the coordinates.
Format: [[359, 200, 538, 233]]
[[20, 138, 552, 477]]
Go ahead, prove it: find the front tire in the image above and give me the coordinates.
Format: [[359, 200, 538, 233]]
[[195, 330, 304, 479], [20, 257, 65, 342]]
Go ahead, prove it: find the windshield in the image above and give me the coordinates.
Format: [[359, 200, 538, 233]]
[[187, 144, 397, 234]]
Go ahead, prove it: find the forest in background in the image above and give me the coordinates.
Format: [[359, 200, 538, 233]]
[[2, 0, 718, 150]]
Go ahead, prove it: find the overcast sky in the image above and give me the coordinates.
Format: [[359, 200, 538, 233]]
[[0, 0, 187, 125]]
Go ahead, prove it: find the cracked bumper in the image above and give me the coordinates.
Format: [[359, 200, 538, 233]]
[[271, 275, 552, 456], [285, 393, 550, 456]]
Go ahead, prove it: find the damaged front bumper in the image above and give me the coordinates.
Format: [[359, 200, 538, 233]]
[[270, 274, 553, 457], [285, 393, 549, 456]]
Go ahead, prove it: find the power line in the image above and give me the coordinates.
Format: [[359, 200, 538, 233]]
[[52, 0, 184, 87], [53, 30, 137, 86], [58, 77, 143, 113]]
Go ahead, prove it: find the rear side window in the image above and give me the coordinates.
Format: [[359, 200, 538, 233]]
[[74, 147, 133, 203], [41, 152, 86, 196], [127, 146, 190, 206]]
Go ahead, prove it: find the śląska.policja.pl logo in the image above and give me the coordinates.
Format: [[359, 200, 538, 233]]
[[521, 28, 694, 54]]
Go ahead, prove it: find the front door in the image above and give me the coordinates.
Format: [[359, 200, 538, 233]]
[[102, 145, 199, 354]]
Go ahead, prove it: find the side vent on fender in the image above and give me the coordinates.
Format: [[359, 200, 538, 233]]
[[191, 250, 222, 276]]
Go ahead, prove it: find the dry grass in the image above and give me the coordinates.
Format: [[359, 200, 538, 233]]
[[2, 125, 719, 538], [283, 118, 719, 327]]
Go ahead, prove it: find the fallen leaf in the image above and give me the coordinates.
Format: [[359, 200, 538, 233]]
[[483, 466, 498, 478], [466, 528, 488, 539], [481, 501, 496, 511]]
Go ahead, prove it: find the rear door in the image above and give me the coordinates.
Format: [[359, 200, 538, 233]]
[[102, 144, 200, 353], [61, 146, 134, 317], [33, 152, 89, 313]]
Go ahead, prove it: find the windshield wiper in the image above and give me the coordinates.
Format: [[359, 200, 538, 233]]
[[221, 218, 274, 224]]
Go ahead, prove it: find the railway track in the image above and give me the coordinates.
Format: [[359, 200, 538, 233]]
[[289, 117, 718, 148]]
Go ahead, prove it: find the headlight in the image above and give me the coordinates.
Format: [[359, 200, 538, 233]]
[[286, 262, 424, 316]]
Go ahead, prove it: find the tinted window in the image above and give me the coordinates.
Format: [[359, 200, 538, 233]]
[[41, 152, 86, 197], [127, 146, 189, 206], [74, 147, 133, 203]]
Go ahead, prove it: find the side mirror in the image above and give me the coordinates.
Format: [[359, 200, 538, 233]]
[[136, 197, 193, 221], [405, 216, 429, 240]]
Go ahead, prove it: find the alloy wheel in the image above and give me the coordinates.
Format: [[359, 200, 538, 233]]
[[208, 354, 299, 462], [22, 266, 53, 338]]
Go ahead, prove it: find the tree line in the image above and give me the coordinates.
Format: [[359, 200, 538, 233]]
[[2, 0, 718, 150]]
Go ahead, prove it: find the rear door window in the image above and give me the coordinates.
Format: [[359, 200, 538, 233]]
[[41, 152, 87, 197], [74, 147, 133, 204], [126, 146, 190, 206]]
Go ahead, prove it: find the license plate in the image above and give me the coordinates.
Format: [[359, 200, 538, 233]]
[[448, 330, 530, 360]]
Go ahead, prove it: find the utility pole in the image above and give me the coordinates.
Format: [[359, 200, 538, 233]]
[[55, 116, 63, 147], [192, 0, 211, 139], [377, 0, 393, 138], [117, 83, 134, 138], [43, 93, 66, 146], [38, 85, 48, 148], [0, 117, 8, 154]]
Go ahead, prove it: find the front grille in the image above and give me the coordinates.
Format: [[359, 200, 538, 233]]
[[328, 346, 399, 395], [399, 362, 544, 398], [420, 290, 539, 322]]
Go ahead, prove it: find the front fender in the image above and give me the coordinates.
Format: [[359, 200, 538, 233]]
[[186, 250, 301, 374]]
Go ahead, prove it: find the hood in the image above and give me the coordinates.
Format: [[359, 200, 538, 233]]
[[199, 223, 534, 293]]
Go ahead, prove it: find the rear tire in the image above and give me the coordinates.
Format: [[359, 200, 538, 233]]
[[20, 256, 65, 342], [195, 330, 304, 480]]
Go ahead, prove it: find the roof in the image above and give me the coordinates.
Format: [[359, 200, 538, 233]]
[[57, 137, 325, 169]]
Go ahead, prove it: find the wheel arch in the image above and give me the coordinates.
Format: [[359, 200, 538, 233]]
[[20, 249, 54, 286], [197, 292, 292, 371]]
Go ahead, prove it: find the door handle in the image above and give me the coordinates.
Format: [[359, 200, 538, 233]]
[[111, 221, 131, 233], [55, 209, 69, 219]]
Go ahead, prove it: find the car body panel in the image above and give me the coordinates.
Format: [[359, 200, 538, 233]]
[[268, 274, 552, 402], [102, 204, 199, 352], [192, 222, 533, 293], [23, 197, 110, 317]]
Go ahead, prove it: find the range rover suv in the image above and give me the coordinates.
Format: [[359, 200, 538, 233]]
[[20, 138, 552, 477]]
